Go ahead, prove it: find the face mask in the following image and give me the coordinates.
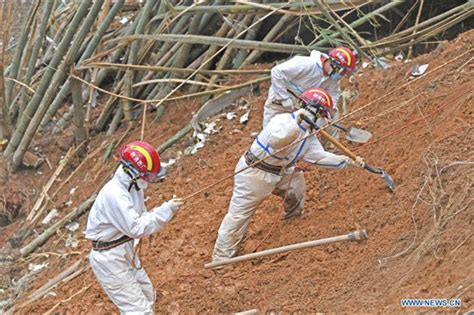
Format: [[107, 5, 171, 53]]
[[330, 72, 343, 81], [137, 179, 149, 190]]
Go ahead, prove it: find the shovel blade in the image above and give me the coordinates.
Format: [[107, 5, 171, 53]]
[[365, 165, 395, 192], [381, 170, 395, 192], [346, 127, 372, 143]]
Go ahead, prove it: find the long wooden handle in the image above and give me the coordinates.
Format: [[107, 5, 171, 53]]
[[319, 129, 357, 160], [205, 230, 367, 269]]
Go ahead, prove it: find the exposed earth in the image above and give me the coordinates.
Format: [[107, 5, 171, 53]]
[[1, 30, 473, 314]]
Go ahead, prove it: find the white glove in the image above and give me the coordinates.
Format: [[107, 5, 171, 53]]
[[166, 198, 184, 212], [347, 156, 365, 168]]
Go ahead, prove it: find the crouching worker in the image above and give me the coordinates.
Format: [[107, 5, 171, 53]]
[[212, 88, 365, 261], [85, 141, 183, 314]]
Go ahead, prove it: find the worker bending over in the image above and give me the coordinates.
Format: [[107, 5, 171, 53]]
[[213, 88, 364, 261]]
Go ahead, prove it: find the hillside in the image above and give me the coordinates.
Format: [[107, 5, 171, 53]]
[[2, 29, 472, 314]]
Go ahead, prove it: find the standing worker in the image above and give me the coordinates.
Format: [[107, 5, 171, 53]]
[[263, 47, 357, 134], [85, 141, 183, 314], [212, 88, 365, 261]]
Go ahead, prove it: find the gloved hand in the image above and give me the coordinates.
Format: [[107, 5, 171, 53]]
[[348, 156, 365, 168], [166, 198, 184, 212]]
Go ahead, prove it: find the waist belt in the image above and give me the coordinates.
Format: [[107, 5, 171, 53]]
[[244, 150, 283, 176], [92, 235, 133, 251]]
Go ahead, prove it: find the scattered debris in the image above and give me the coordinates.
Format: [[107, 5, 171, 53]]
[[240, 111, 250, 124], [407, 64, 429, 79], [226, 112, 237, 120], [41, 209, 59, 225], [65, 222, 80, 232], [28, 262, 48, 273]]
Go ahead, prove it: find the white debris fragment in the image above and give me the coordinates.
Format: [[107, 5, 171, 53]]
[[203, 122, 218, 135], [28, 262, 48, 273], [65, 236, 78, 248], [119, 17, 129, 24], [408, 64, 429, 79], [240, 111, 250, 124], [44, 291, 57, 298], [65, 222, 80, 232], [65, 200, 73, 207], [226, 112, 237, 120], [69, 186, 77, 196], [42, 209, 59, 225]]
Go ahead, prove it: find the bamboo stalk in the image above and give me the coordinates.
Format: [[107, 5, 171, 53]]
[[4, 1, 40, 110], [19, 0, 55, 118], [0, 0, 11, 140], [20, 194, 97, 257], [78, 62, 270, 75], [124, 0, 156, 123], [156, 124, 193, 154], [240, 13, 293, 68], [71, 76, 87, 151], [310, 0, 406, 48], [72, 72, 269, 104], [3, 0, 93, 159], [9, 1, 102, 171], [113, 33, 312, 54], [40, 0, 125, 129], [154, 1, 368, 16], [313, 0, 369, 60]]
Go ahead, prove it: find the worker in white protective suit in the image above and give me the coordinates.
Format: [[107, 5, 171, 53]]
[[212, 88, 365, 261], [85, 140, 183, 314], [263, 47, 357, 142]]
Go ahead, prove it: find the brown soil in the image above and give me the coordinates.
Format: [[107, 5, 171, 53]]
[[5, 30, 474, 314]]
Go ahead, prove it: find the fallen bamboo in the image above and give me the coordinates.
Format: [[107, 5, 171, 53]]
[[3, 1, 40, 110], [20, 193, 97, 257], [110, 34, 313, 54], [10, 0, 103, 171], [153, 1, 368, 16], [3, 0, 93, 159], [156, 124, 193, 154], [27, 147, 75, 222], [40, 0, 125, 129], [18, 0, 55, 117], [71, 73, 269, 105], [204, 230, 368, 269], [75, 62, 270, 75], [71, 75, 87, 151]]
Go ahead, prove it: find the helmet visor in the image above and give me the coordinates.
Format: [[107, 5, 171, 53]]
[[330, 58, 352, 76], [141, 165, 167, 183]]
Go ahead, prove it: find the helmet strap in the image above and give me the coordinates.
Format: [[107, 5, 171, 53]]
[[122, 164, 141, 192]]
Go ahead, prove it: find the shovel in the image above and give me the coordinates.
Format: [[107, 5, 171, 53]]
[[301, 116, 395, 192], [333, 123, 372, 144]]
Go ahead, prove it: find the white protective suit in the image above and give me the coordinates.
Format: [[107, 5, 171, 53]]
[[213, 112, 353, 260], [263, 50, 341, 139], [85, 166, 174, 314]]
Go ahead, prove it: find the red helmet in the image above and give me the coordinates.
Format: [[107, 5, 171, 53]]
[[300, 88, 334, 119], [119, 141, 165, 182], [328, 47, 356, 75]]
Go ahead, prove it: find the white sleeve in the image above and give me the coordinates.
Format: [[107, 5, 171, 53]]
[[302, 137, 350, 169], [271, 56, 312, 105], [104, 191, 174, 239]]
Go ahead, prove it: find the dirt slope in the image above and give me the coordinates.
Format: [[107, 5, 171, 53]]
[[11, 30, 474, 314]]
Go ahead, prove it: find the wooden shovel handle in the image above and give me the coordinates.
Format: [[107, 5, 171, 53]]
[[319, 129, 358, 160]]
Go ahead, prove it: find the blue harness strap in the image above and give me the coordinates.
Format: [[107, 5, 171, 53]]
[[256, 137, 288, 161]]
